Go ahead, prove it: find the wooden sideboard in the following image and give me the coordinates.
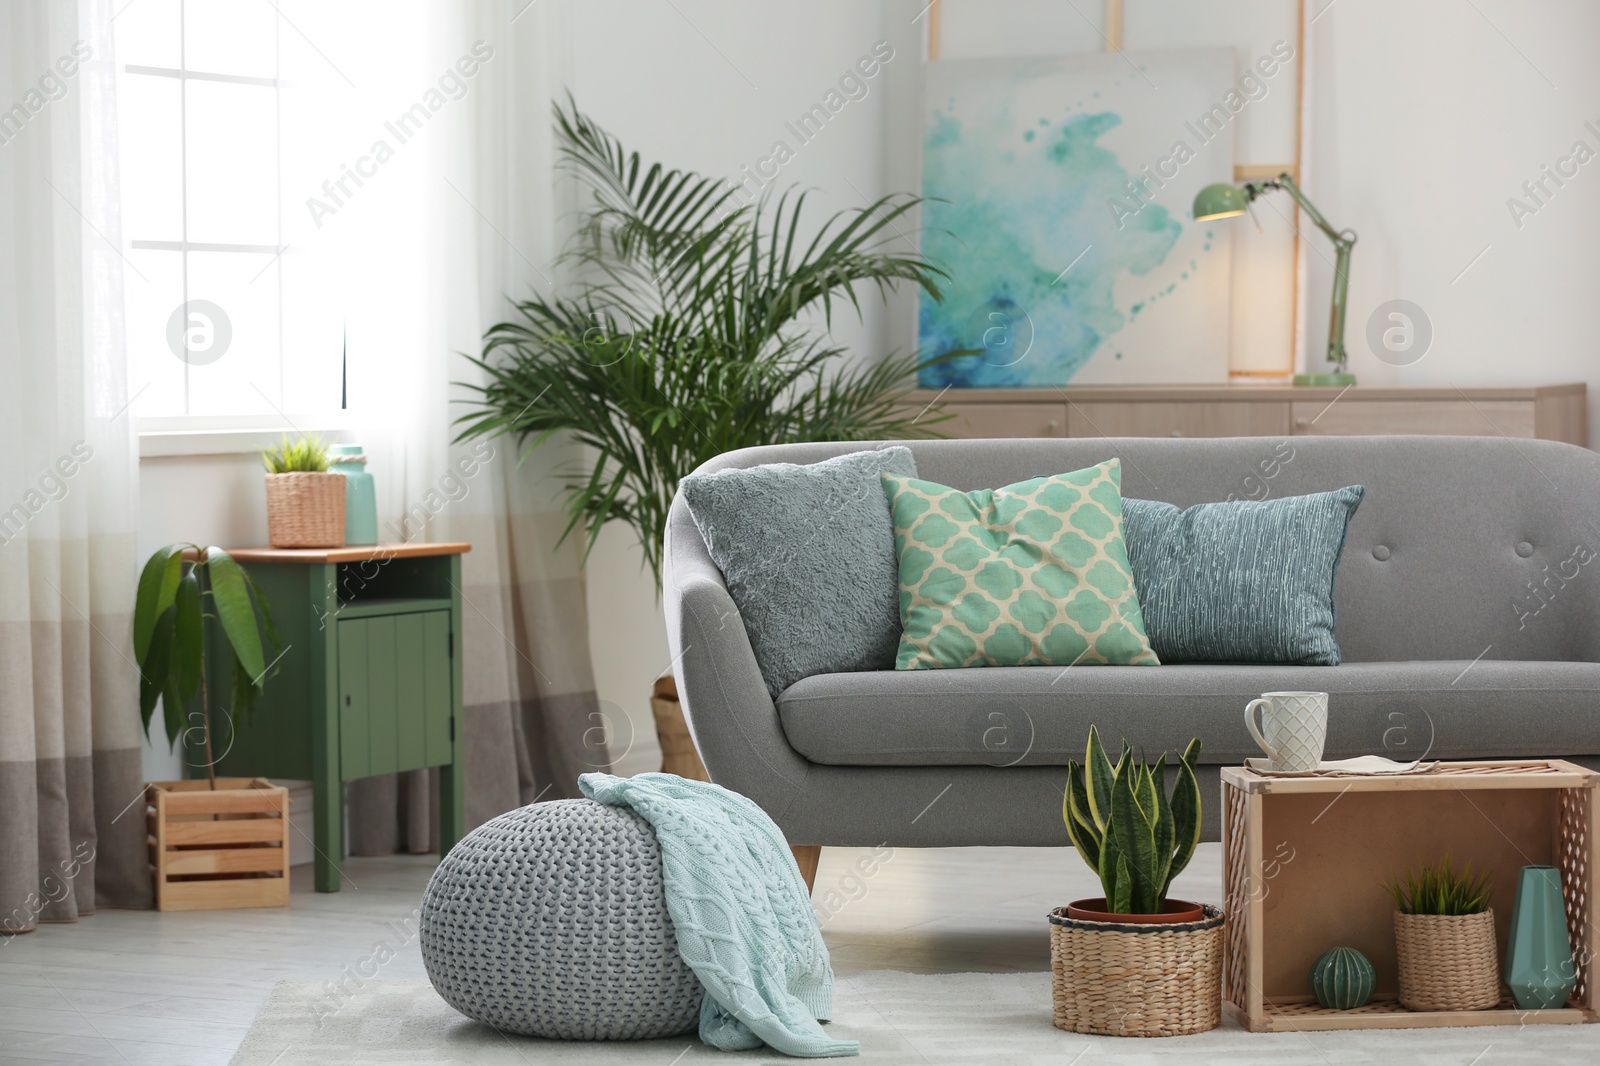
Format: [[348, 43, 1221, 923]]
[[909, 384, 1588, 446]]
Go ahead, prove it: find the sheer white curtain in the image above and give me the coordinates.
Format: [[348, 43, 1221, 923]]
[[0, 0, 149, 931], [278, 0, 606, 852]]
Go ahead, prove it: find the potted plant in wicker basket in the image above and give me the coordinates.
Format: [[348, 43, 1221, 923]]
[[1387, 855, 1499, 1011], [1055, 726, 1223, 1037], [262, 435, 345, 548]]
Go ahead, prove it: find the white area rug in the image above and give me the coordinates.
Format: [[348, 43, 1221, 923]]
[[230, 972, 1600, 1065]]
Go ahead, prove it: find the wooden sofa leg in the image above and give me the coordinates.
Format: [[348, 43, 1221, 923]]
[[791, 845, 821, 894]]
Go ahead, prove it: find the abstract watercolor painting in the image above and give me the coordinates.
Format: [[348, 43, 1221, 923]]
[[919, 50, 1235, 387]]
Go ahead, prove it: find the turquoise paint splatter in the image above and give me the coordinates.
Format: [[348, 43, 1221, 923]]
[[1023, 129, 1035, 142], [919, 110, 1182, 386]]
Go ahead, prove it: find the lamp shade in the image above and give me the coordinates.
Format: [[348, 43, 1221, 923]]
[[1193, 183, 1249, 221]]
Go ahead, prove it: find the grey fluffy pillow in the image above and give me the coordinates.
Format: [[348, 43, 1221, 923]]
[[680, 447, 916, 698]]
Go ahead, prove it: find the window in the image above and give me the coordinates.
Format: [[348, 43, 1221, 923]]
[[115, 0, 343, 425]]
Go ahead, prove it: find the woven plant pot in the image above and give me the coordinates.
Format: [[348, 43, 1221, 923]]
[[264, 472, 346, 548], [1394, 909, 1500, 1011], [1048, 904, 1224, 1037]]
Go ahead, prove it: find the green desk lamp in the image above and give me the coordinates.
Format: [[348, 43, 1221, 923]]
[[1193, 174, 1357, 387]]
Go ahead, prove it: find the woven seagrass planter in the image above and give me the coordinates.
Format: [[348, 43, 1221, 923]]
[[1394, 909, 1500, 1011], [1048, 903, 1224, 1037], [264, 472, 346, 548]]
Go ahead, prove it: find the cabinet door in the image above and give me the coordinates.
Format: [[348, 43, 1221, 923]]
[[339, 611, 453, 780], [940, 402, 1066, 438], [1290, 400, 1536, 438], [338, 619, 370, 780], [1067, 401, 1289, 438]]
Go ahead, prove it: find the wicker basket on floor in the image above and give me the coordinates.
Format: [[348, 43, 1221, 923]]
[[1048, 904, 1224, 1037], [264, 472, 346, 548], [1394, 909, 1500, 1011]]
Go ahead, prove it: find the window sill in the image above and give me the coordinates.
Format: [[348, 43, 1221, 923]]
[[138, 421, 351, 459]]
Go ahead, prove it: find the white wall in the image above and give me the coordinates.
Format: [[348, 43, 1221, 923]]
[[1304, 0, 1600, 436]]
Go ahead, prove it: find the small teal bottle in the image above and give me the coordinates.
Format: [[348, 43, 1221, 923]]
[[330, 443, 377, 546]]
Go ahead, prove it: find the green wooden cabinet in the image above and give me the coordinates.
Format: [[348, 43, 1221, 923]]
[[193, 543, 470, 891]]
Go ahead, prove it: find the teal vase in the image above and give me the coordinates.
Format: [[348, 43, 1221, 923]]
[[1310, 947, 1376, 1009], [330, 444, 378, 546], [1505, 865, 1577, 1010]]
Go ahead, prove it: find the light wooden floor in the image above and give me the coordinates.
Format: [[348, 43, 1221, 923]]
[[0, 841, 1439, 1064]]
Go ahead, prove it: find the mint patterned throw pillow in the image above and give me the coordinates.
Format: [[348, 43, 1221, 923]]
[[882, 460, 1160, 670]]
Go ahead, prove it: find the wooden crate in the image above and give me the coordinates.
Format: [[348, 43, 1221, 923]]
[[1221, 760, 1599, 1031], [147, 777, 290, 912]]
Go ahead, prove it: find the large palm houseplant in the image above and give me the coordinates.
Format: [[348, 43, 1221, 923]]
[[455, 101, 955, 771]]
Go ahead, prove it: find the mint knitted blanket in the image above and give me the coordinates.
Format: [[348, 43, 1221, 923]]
[[578, 772, 858, 1058]]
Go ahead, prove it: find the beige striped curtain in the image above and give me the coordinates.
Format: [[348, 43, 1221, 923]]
[[326, 0, 610, 855], [1, 0, 153, 935]]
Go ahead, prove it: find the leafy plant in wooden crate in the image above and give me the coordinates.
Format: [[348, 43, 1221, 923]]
[[1385, 854, 1500, 1011], [134, 544, 291, 911], [1050, 726, 1223, 1038]]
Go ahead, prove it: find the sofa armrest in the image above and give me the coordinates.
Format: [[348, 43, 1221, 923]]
[[663, 499, 810, 821]]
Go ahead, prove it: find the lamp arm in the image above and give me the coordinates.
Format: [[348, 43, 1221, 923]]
[[1248, 174, 1356, 374], [1270, 175, 1351, 250]]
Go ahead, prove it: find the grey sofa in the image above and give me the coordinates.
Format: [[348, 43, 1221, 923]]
[[663, 436, 1600, 844]]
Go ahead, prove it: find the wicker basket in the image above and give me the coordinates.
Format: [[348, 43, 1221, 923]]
[[264, 472, 346, 548], [1048, 904, 1224, 1037], [1394, 909, 1500, 1011], [650, 675, 709, 781]]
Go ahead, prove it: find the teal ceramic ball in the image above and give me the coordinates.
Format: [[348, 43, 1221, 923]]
[[1310, 947, 1376, 1009]]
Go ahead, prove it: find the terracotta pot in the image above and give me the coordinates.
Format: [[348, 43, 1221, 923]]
[[1065, 897, 1207, 924]]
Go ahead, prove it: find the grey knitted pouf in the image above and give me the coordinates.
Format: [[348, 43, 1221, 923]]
[[419, 798, 703, 1040]]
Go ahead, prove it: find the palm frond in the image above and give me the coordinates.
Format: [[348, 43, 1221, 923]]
[[455, 99, 953, 589]]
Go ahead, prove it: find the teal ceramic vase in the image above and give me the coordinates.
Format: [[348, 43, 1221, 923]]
[[330, 444, 378, 546], [1310, 947, 1376, 1009], [1505, 865, 1577, 1010]]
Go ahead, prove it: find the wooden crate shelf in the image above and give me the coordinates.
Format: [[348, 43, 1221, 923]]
[[1254, 994, 1587, 1031], [147, 777, 290, 912], [1221, 760, 1599, 1032]]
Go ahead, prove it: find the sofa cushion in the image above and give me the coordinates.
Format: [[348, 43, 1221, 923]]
[[776, 660, 1600, 766], [1122, 486, 1365, 666], [882, 460, 1158, 671], [680, 446, 915, 698]]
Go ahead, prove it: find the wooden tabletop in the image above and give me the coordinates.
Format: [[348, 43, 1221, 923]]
[[223, 542, 472, 564], [1221, 758, 1598, 794]]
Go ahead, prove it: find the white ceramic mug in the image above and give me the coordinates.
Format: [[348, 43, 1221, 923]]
[[1244, 691, 1328, 772]]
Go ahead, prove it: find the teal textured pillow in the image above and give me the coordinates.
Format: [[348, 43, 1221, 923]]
[[882, 460, 1159, 670], [681, 447, 916, 698], [1121, 486, 1365, 665]]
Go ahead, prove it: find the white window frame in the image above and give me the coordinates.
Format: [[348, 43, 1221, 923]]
[[121, 7, 347, 455]]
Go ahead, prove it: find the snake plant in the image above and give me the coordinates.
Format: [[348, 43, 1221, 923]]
[[1063, 725, 1203, 915]]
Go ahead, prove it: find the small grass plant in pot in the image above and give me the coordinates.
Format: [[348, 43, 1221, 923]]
[[262, 434, 345, 548], [1051, 726, 1224, 1037], [1387, 854, 1499, 1011]]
